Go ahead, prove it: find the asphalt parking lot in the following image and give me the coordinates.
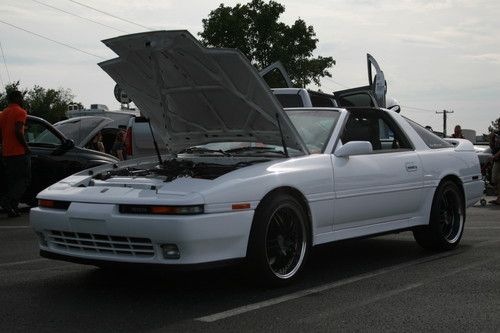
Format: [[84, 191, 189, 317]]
[[0, 201, 499, 332]]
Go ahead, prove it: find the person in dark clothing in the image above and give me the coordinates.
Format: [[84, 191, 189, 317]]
[[451, 125, 464, 139], [0, 90, 31, 217], [489, 130, 500, 205], [451, 125, 464, 138]]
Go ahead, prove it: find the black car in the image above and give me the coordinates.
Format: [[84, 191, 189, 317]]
[[0, 115, 118, 206]]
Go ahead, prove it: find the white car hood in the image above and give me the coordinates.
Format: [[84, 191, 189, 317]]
[[98, 30, 307, 154]]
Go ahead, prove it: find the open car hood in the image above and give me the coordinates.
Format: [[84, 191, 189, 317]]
[[98, 30, 308, 154], [54, 116, 114, 148]]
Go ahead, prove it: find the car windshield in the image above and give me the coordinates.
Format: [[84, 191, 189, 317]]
[[285, 109, 340, 153], [181, 109, 340, 155]]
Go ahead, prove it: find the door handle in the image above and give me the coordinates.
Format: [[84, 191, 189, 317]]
[[405, 162, 418, 172]]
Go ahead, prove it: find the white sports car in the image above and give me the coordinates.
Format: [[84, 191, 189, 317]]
[[31, 31, 483, 286]]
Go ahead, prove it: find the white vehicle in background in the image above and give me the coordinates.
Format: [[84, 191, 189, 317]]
[[62, 110, 167, 159], [31, 31, 482, 286], [270, 54, 402, 113]]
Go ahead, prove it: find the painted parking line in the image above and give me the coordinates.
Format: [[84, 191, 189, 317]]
[[196, 251, 460, 323], [0, 258, 48, 268], [467, 227, 500, 230], [196, 240, 500, 323]]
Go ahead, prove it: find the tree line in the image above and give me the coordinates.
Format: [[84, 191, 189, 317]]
[[0, 81, 79, 124]]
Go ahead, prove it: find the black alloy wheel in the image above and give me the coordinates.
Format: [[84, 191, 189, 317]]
[[248, 193, 310, 286], [413, 180, 465, 251]]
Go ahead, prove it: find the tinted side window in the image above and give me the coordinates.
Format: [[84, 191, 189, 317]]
[[26, 120, 61, 146], [275, 94, 304, 108], [337, 93, 375, 107], [341, 112, 412, 152], [405, 118, 452, 149], [310, 94, 335, 107]]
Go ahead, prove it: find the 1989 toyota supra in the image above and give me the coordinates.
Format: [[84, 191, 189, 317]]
[[31, 31, 483, 286]]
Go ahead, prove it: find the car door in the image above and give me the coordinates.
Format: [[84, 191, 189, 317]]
[[24, 118, 83, 202], [259, 61, 293, 88], [334, 54, 386, 108], [331, 109, 424, 230]]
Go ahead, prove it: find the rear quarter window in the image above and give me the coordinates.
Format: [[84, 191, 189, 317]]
[[405, 118, 453, 149]]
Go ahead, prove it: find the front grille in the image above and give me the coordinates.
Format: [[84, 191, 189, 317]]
[[47, 230, 155, 258]]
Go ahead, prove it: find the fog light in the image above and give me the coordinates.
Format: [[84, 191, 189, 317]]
[[161, 244, 180, 259], [36, 232, 47, 247]]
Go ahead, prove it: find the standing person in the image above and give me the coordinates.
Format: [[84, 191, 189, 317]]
[[451, 125, 464, 138], [489, 130, 500, 205], [0, 90, 30, 217], [111, 130, 127, 161]]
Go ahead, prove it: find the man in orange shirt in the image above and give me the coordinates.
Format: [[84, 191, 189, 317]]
[[0, 90, 31, 217]]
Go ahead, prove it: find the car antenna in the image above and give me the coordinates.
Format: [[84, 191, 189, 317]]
[[275, 113, 289, 157], [147, 118, 163, 165]]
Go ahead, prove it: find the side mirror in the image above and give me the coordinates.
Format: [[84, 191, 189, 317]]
[[62, 139, 75, 150], [334, 141, 373, 157]]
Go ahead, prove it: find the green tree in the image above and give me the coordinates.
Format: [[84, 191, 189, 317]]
[[1, 83, 78, 123], [0, 81, 26, 110], [199, 0, 335, 88], [25, 85, 74, 123], [488, 117, 500, 134]]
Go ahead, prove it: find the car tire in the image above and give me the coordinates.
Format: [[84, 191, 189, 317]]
[[413, 180, 465, 251], [247, 193, 310, 287]]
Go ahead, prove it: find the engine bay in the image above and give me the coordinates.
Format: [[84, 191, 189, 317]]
[[93, 158, 269, 182]]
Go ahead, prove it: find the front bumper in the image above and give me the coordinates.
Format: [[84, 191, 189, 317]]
[[31, 202, 254, 265]]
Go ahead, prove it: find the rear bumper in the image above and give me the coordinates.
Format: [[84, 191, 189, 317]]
[[31, 202, 254, 265], [464, 179, 484, 207]]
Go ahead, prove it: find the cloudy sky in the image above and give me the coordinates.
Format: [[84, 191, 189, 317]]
[[0, 0, 499, 134]]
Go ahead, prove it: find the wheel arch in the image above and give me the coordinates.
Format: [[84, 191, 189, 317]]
[[439, 174, 465, 205], [247, 186, 313, 254]]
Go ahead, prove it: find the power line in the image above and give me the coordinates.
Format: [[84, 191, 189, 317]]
[[0, 68, 4, 87], [324, 76, 350, 89], [0, 40, 11, 82], [401, 105, 435, 113], [31, 0, 129, 34], [0, 19, 106, 60], [65, 0, 153, 31]]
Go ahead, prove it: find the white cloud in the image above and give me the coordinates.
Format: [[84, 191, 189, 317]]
[[463, 53, 500, 64]]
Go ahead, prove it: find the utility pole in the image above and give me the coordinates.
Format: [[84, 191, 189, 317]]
[[436, 110, 454, 137]]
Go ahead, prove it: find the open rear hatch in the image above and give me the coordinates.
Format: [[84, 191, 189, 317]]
[[98, 30, 308, 154]]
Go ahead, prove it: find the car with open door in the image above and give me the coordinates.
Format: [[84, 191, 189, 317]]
[[31, 31, 482, 286], [271, 54, 397, 111], [0, 115, 118, 206]]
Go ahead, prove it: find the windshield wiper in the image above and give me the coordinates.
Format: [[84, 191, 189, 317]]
[[224, 146, 285, 156], [178, 147, 231, 156]]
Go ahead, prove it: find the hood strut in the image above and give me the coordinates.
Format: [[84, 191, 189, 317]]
[[148, 119, 163, 165], [275, 113, 289, 157]]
